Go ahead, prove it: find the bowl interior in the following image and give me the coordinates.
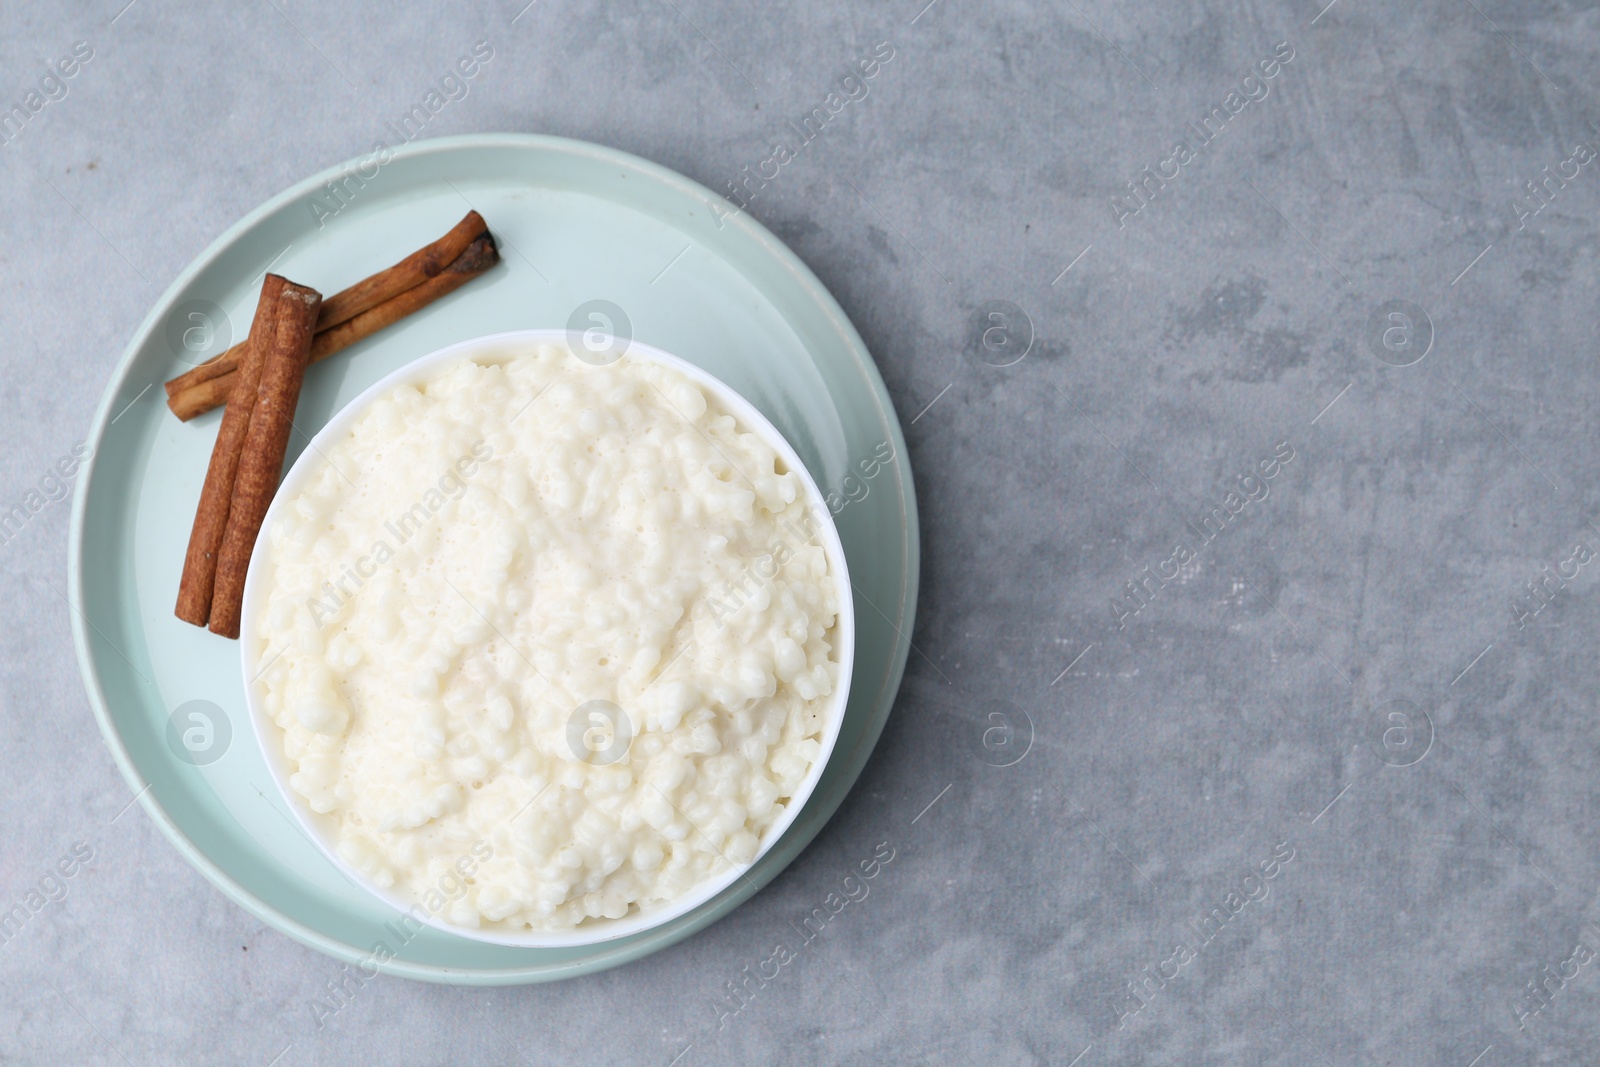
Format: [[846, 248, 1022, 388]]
[[239, 329, 855, 948]]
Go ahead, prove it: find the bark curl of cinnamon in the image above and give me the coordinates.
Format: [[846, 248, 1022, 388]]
[[165, 213, 497, 421]]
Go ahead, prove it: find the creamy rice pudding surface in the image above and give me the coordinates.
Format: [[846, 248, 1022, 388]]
[[252, 343, 841, 930]]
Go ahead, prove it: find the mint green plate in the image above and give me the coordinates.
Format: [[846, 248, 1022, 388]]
[[68, 134, 918, 984]]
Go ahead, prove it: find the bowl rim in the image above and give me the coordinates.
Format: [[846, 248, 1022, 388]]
[[238, 328, 856, 949]]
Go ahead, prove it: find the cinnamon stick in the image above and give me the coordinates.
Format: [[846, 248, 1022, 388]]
[[174, 274, 288, 627], [310, 233, 499, 360], [163, 339, 245, 395], [167, 233, 499, 421], [171, 375, 235, 423], [207, 281, 322, 639], [318, 209, 485, 330], [165, 210, 487, 401]]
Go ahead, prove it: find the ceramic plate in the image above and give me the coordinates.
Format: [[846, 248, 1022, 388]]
[[68, 133, 918, 984]]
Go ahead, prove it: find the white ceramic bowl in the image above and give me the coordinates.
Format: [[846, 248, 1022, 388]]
[[239, 329, 854, 948]]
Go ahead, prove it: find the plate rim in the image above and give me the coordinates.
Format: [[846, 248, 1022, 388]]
[[67, 131, 920, 984]]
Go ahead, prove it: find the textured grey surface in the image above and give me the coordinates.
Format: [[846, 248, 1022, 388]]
[[3, 0, 1599, 1063]]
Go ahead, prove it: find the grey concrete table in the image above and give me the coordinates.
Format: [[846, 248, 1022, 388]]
[[3, 0, 1596, 1063]]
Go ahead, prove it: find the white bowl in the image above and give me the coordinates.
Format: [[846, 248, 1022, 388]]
[[239, 329, 855, 948]]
